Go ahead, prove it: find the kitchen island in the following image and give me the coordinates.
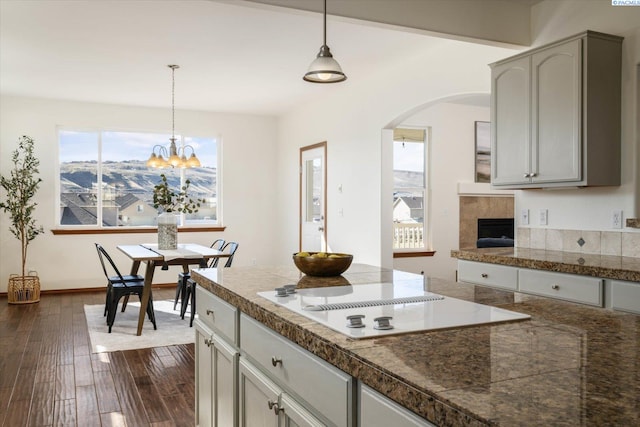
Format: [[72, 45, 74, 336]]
[[192, 264, 639, 426]]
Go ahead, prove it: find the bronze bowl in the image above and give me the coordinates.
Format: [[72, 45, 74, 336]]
[[292, 252, 353, 277]]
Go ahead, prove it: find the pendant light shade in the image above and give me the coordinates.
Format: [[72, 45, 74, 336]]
[[303, 0, 346, 83]]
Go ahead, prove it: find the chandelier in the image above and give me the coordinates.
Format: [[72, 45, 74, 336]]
[[146, 65, 201, 168]]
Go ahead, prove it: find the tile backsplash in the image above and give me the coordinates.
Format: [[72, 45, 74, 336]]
[[517, 227, 640, 257]]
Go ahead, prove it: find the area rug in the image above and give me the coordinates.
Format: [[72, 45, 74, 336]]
[[84, 299, 195, 353]]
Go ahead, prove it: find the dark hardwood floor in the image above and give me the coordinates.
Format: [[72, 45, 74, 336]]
[[0, 289, 195, 427]]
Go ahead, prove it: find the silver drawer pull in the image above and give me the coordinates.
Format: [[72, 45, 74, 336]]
[[271, 356, 283, 367], [268, 400, 283, 415], [551, 284, 560, 290], [524, 173, 530, 178], [481, 273, 488, 278], [204, 338, 213, 347]]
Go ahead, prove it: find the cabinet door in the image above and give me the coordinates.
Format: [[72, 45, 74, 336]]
[[531, 38, 582, 184], [491, 56, 530, 186], [239, 358, 281, 427], [195, 320, 214, 427], [213, 335, 239, 427], [280, 393, 326, 427]]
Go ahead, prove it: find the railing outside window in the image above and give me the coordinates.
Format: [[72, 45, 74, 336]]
[[393, 222, 424, 249]]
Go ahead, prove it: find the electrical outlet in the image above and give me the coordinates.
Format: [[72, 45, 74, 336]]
[[539, 209, 548, 226], [612, 210, 623, 229], [521, 209, 529, 225]]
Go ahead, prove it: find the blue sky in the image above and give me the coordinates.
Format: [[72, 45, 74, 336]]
[[59, 130, 217, 167], [393, 140, 424, 173]]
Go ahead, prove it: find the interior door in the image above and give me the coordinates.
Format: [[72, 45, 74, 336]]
[[299, 142, 327, 252]]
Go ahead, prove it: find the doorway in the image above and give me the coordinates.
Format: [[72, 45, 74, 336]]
[[299, 142, 327, 252]]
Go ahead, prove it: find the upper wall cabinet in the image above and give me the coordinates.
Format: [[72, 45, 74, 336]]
[[490, 31, 623, 189]]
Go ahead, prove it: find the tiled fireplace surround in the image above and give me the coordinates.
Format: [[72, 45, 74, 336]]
[[459, 196, 640, 257]]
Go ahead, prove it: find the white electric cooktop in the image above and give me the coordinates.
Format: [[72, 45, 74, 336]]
[[258, 282, 530, 339]]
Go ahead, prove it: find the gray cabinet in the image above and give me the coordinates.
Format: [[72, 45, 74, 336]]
[[456, 260, 622, 309], [359, 384, 435, 427], [196, 288, 439, 426], [238, 358, 280, 427], [195, 320, 239, 427], [194, 286, 240, 427], [491, 31, 622, 188], [240, 313, 353, 427], [609, 280, 640, 314]]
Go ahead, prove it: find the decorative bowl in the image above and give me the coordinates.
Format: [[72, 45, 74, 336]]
[[292, 252, 353, 277]]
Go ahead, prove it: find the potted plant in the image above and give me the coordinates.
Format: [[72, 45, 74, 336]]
[[0, 135, 44, 304], [152, 173, 205, 249]]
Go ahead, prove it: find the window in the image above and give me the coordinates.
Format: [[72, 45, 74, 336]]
[[58, 130, 219, 227], [392, 127, 429, 251]]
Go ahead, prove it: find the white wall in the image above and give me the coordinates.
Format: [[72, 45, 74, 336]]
[[275, 38, 517, 269], [0, 96, 278, 292], [392, 102, 491, 280], [515, 0, 640, 232]]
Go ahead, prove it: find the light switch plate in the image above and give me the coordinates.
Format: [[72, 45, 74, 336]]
[[521, 209, 529, 225], [539, 209, 548, 226]]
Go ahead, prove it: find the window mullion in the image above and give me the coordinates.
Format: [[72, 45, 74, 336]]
[[97, 131, 103, 227]]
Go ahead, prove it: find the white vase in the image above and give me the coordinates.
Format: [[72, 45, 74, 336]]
[[158, 212, 178, 250]]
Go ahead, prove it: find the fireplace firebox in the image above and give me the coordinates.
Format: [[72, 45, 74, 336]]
[[476, 218, 514, 248]]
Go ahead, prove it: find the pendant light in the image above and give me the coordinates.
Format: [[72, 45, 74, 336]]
[[147, 65, 201, 168], [303, 0, 346, 83]]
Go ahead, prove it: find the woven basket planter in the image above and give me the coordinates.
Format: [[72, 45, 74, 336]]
[[7, 273, 40, 304]]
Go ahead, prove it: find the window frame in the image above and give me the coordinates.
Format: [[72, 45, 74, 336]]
[[392, 126, 432, 255], [55, 127, 221, 231]]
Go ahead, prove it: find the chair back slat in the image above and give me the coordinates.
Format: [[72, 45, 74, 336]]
[[95, 243, 127, 284], [222, 241, 239, 268], [211, 239, 225, 251], [210, 241, 238, 268]]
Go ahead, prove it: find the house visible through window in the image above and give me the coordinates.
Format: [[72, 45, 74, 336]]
[[58, 130, 219, 227], [393, 127, 429, 251]]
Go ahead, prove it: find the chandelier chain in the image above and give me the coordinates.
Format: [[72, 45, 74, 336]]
[[169, 64, 179, 139]]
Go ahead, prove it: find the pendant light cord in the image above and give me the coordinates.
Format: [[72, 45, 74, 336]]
[[323, 0, 327, 46]]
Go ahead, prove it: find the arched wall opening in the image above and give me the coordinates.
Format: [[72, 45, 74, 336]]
[[381, 92, 508, 280]]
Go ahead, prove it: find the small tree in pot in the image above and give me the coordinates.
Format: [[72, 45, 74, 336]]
[[0, 135, 44, 304]]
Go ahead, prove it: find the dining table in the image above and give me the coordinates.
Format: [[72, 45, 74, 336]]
[[117, 243, 230, 336]]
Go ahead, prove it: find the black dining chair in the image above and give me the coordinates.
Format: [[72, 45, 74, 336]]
[[182, 241, 239, 327], [95, 243, 157, 333], [209, 241, 239, 268], [174, 239, 225, 311]]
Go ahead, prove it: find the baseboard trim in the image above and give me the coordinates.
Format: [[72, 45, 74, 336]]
[[0, 282, 176, 298]]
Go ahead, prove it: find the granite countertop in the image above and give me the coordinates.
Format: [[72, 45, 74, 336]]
[[452, 247, 640, 282], [192, 264, 640, 426]]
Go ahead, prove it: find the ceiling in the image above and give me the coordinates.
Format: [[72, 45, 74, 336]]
[[0, 0, 534, 116]]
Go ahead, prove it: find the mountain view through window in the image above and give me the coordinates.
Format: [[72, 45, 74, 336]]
[[59, 130, 218, 227]]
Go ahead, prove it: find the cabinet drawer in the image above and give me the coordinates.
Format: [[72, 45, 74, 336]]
[[458, 260, 518, 291], [610, 280, 640, 314], [196, 286, 238, 345], [519, 269, 603, 306], [240, 314, 352, 427]]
